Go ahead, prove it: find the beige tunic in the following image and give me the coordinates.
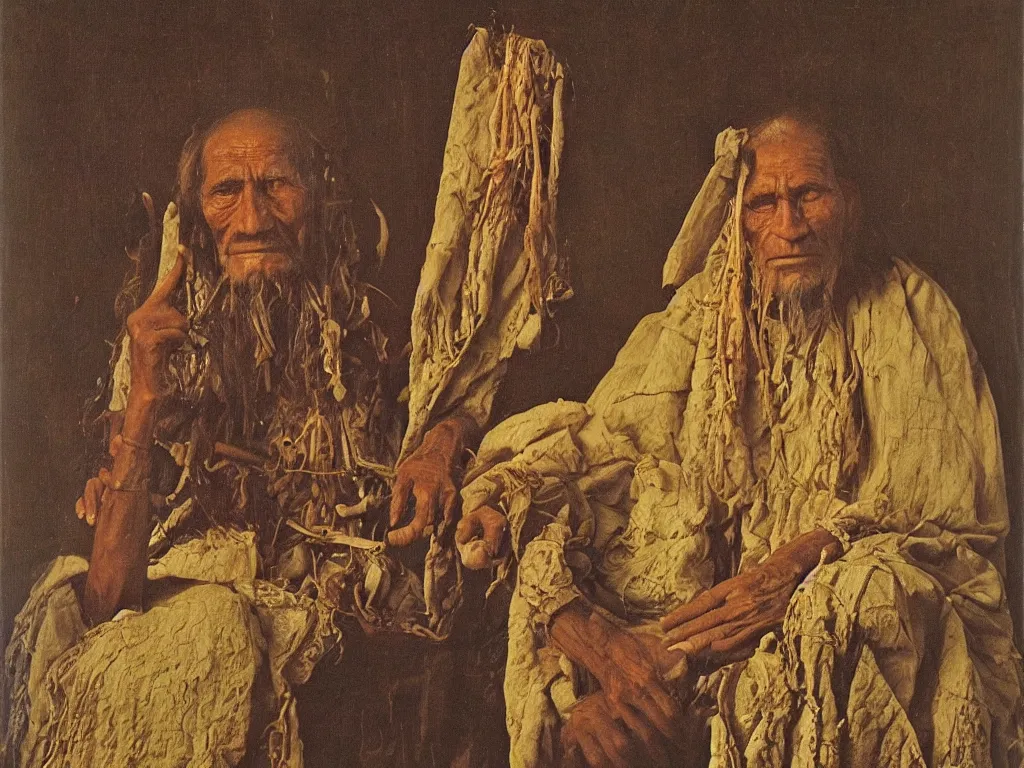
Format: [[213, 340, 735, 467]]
[[4, 531, 333, 768]]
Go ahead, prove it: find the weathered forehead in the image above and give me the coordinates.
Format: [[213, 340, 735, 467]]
[[202, 111, 295, 173], [746, 118, 836, 187]]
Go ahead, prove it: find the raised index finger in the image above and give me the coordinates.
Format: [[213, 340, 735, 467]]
[[146, 245, 186, 306]]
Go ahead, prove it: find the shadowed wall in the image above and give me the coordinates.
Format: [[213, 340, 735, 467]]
[[3, 0, 1021, 668]]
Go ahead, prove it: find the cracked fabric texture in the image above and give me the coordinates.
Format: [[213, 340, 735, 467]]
[[401, 27, 569, 460], [3, 531, 334, 768], [463, 239, 1024, 765]]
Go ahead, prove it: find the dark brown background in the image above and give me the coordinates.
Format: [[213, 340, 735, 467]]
[[3, 0, 1022, 655]]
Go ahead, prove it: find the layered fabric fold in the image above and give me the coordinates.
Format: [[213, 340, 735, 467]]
[[662, 127, 747, 289], [4, 531, 332, 768], [401, 27, 570, 460], [402, 27, 570, 639]]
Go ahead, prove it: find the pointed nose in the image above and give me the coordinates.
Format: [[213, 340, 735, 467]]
[[774, 198, 811, 242], [237, 183, 272, 235]]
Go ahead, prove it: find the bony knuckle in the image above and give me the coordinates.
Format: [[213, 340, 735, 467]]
[[738, 597, 759, 615]]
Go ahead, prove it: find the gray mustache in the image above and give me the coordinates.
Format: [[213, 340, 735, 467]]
[[226, 236, 293, 255]]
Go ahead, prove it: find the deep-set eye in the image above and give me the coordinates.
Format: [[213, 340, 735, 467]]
[[747, 194, 777, 213], [801, 188, 824, 204], [208, 180, 243, 199]]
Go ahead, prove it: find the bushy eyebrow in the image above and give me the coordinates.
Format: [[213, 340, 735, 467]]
[[204, 171, 301, 196], [745, 191, 777, 207], [791, 182, 831, 196]]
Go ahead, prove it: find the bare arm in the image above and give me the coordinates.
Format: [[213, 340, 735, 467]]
[[82, 398, 156, 622], [81, 248, 187, 624]]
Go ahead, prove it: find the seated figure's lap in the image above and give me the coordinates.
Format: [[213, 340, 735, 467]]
[[31, 580, 265, 768], [722, 538, 993, 767]]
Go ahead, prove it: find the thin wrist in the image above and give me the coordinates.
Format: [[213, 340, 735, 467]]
[[550, 599, 609, 677], [585, 610, 618, 675], [445, 414, 480, 448], [773, 528, 839, 575], [429, 417, 466, 442], [111, 443, 151, 491], [126, 387, 159, 411]]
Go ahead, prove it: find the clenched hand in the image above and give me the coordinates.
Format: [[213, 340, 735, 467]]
[[455, 505, 507, 569]]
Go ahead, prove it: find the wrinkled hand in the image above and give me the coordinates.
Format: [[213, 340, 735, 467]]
[[126, 245, 188, 402], [593, 623, 686, 764], [455, 505, 507, 569], [551, 603, 687, 765], [557, 626, 692, 768], [560, 692, 623, 768], [79, 220, 181, 529], [76, 467, 113, 527], [661, 528, 840, 663], [387, 417, 473, 547], [561, 690, 683, 768]]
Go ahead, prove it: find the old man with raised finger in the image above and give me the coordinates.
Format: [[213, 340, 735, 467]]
[[3, 25, 570, 762]]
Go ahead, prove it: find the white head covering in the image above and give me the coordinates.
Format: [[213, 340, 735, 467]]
[[662, 127, 748, 289]]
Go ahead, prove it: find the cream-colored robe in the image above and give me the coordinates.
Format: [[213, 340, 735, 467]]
[[3, 530, 336, 768], [462, 251, 1024, 767]]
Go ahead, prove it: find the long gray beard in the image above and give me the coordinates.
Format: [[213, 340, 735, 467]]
[[774, 283, 835, 347], [202, 269, 319, 444], [751, 262, 838, 350]]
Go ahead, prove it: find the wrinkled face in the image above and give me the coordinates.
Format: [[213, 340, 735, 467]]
[[201, 112, 308, 282], [742, 119, 858, 298]]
